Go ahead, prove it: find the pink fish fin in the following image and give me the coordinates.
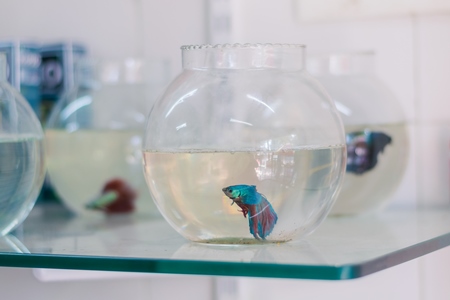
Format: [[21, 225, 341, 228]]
[[248, 196, 278, 240]]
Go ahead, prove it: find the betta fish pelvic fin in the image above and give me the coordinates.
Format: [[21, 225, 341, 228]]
[[222, 185, 278, 240]]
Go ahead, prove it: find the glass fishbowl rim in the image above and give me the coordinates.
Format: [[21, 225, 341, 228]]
[[180, 43, 306, 50]]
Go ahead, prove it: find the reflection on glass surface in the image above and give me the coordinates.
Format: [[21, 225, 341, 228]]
[[254, 150, 296, 185], [165, 89, 198, 118], [0, 234, 29, 253], [172, 239, 329, 266], [246, 94, 275, 113]]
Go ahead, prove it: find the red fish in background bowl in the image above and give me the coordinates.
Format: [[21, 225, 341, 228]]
[[86, 178, 137, 214]]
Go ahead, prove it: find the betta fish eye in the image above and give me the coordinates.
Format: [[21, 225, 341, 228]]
[[228, 189, 233, 193]]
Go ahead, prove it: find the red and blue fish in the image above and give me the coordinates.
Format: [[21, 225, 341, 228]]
[[346, 131, 392, 175], [222, 185, 278, 240]]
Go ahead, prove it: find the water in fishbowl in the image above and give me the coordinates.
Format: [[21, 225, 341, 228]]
[[331, 123, 409, 215], [143, 145, 346, 243], [0, 135, 45, 236], [45, 129, 157, 215]]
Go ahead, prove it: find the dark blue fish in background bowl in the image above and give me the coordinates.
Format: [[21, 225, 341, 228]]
[[346, 130, 392, 175], [222, 185, 278, 240]]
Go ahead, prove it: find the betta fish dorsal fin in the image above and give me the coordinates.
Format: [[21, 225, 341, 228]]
[[241, 186, 261, 205]]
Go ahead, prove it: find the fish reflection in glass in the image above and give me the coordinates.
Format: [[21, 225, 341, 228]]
[[222, 185, 278, 240], [346, 131, 392, 175]]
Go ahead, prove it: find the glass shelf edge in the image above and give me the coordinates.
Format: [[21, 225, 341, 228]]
[[355, 231, 450, 278], [0, 252, 355, 280], [1, 206, 450, 281]]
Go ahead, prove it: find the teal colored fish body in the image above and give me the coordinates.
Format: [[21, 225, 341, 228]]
[[222, 185, 278, 240]]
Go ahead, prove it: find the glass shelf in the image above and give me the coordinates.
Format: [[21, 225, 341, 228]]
[[1, 203, 450, 280]]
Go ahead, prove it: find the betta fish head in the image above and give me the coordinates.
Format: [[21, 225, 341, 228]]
[[222, 186, 241, 199]]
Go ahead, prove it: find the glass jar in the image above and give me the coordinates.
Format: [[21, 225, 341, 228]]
[[45, 58, 167, 216], [0, 53, 45, 236], [307, 52, 409, 215], [143, 44, 346, 243]]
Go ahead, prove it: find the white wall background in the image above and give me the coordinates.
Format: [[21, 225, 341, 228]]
[[0, 0, 206, 80], [1, 0, 450, 299]]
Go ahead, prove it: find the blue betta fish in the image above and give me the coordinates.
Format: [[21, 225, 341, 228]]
[[222, 185, 278, 240]]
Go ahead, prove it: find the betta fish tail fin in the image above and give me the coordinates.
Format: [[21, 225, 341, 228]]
[[248, 194, 278, 240]]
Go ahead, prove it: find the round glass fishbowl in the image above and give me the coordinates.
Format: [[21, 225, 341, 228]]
[[46, 58, 166, 216], [307, 52, 409, 215], [143, 44, 347, 244], [0, 53, 45, 236]]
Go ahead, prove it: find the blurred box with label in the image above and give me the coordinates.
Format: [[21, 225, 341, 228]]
[[0, 41, 41, 118], [40, 42, 87, 124]]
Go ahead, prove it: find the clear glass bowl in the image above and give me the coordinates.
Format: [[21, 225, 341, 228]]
[[307, 52, 409, 215], [143, 44, 346, 244], [0, 54, 45, 236], [45, 58, 168, 216]]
